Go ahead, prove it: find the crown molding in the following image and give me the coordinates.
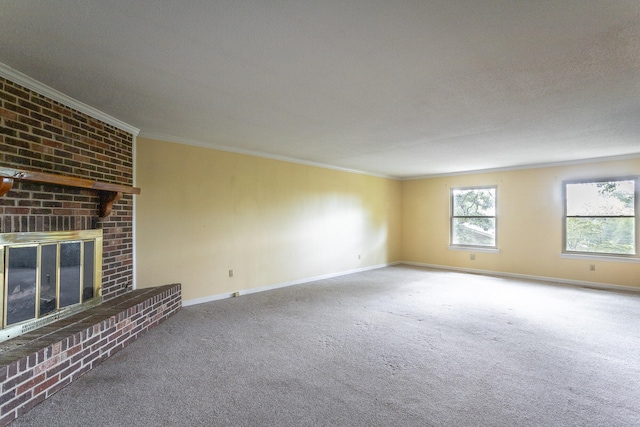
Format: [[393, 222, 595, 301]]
[[139, 132, 398, 180], [0, 62, 139, 136], [403, 152, 640, 181]]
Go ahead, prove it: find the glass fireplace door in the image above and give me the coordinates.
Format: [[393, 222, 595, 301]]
[[6, 246, 38, 326], [40, 244, 58, 317], [59, 242, 81, 308], [1, 230, 102, 336]]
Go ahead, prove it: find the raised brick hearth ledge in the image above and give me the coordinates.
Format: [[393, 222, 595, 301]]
[[0, 284, 181, 426]]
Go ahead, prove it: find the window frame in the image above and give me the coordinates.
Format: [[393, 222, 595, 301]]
[[450, 185, 498, 249], [562, 176, 639, 257]]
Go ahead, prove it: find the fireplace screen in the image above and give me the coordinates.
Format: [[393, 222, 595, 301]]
[[1, 230, 102, 340]]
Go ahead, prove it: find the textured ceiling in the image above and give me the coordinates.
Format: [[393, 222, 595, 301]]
[[1, 0, 639, 178]]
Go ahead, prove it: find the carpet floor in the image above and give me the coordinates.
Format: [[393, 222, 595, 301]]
[[11, 265, 640, 426]]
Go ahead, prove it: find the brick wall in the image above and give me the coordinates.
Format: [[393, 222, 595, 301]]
[[0, 76, 134, 300]]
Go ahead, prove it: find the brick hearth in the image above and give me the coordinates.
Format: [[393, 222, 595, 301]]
[[0, 283, 181, 426]]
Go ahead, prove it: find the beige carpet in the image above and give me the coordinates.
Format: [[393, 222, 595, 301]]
[[12, 265, 640, 426]]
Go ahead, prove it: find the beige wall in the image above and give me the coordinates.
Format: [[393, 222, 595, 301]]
[[135, 138, 402, 302], [136, 137, 639, 298], [402, 157, 640, 288]]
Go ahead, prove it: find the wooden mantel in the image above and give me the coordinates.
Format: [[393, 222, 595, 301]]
[[0, 166, 141, 217]]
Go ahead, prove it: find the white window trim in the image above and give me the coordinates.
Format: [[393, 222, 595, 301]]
[[448, 246, 500, 253], [563, 176, 639, 258], [559, 253, 640, 263], [450, 185, 498, 250]]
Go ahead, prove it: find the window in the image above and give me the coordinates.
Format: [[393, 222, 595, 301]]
[[564, 178, 637, 256], [451, 187, 496, 247]]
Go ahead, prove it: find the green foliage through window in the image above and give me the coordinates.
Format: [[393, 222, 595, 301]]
[[451, 187, 496, 247], [564, 179, 636, 255]]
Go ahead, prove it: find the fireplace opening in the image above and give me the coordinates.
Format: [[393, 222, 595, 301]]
[[0, 230, 103, 341]]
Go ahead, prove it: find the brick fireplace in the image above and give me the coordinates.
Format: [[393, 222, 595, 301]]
[[0, 75, 134, 300], [0, 70, 182, 425]]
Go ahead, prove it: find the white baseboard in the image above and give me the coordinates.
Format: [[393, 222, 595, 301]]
[[182, 262, 400, 307], [400, 261, 640, 293], [183, 260, 638, 306]]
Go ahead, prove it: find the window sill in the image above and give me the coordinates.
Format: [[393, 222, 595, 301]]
[[559, 253, 640, 264], [448, 246, 500, 254]]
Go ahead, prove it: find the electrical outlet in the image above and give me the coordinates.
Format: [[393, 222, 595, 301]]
[[470, 254, 476, 260], [229, 269, 234, 278], [358, 254, 361, 260], [590, 264, 595, 271], [232, 291, 240, 297]]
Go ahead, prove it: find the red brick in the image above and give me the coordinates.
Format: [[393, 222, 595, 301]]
[[17, 373, 45, 395], [0, 108, 17, 120]]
